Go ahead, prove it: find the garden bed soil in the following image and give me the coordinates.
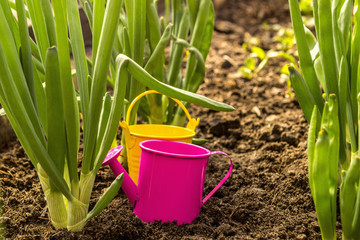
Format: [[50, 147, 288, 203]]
[[0, 0, 334, 239]]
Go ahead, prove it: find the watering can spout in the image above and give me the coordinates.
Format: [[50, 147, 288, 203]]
[[186, 118, 200, 131], [102, 145, 138, 207]]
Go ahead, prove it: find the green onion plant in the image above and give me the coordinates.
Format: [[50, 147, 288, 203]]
[[288, 0, 360, 239], [79, 0, 215, 126], [78, 0, 218, 165], [0, 0, 234, 231]]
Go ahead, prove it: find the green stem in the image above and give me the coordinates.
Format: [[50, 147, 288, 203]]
[[82, 0, 122, 174], [128, 0, 147, 123], [341, 155, 360, 239], [67, 197, 89, 231], [37, 164, 67, 229], [53, 0, 80, 197], [92, 0, 105, 62], [16, 0, 36, 107]]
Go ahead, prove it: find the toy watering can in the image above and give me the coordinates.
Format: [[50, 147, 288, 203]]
[[120, 90, 200, 184], [102, 140, 233, 225]]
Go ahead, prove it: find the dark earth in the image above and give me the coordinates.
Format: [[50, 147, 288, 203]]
[[0, 0, 338, 239]]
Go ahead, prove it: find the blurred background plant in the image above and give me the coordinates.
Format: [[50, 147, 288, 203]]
[[238, 27, 296, 79], [238, 0, 314, 98]]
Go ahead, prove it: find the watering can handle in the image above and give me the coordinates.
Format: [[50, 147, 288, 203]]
[[201, 151, 233, 205], [125, 90, 199, 130]]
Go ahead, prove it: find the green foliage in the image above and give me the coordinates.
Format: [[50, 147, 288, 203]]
[[79, 0, 218, 126], [288, 0, 360, 239]]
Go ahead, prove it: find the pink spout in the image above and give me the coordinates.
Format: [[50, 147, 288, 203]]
[[102, 145, 138, 207]]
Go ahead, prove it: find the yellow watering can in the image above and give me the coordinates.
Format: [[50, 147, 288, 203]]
[[120, 90, 200, 184]]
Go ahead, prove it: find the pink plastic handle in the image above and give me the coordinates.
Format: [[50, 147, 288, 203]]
[[201, 151, 233, 205]]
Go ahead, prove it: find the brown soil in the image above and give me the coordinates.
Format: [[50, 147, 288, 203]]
[[0, 0, 333, 239]]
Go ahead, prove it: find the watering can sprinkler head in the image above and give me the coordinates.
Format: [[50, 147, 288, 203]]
[[102, 145, 139, 208], [102, 145, 123, 167]]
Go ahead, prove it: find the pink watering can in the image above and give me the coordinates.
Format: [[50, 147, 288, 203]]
[[102, 140, 233, 225]]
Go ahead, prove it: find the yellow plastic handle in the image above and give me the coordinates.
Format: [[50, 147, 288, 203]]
[[126, 90, 194, 127]]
